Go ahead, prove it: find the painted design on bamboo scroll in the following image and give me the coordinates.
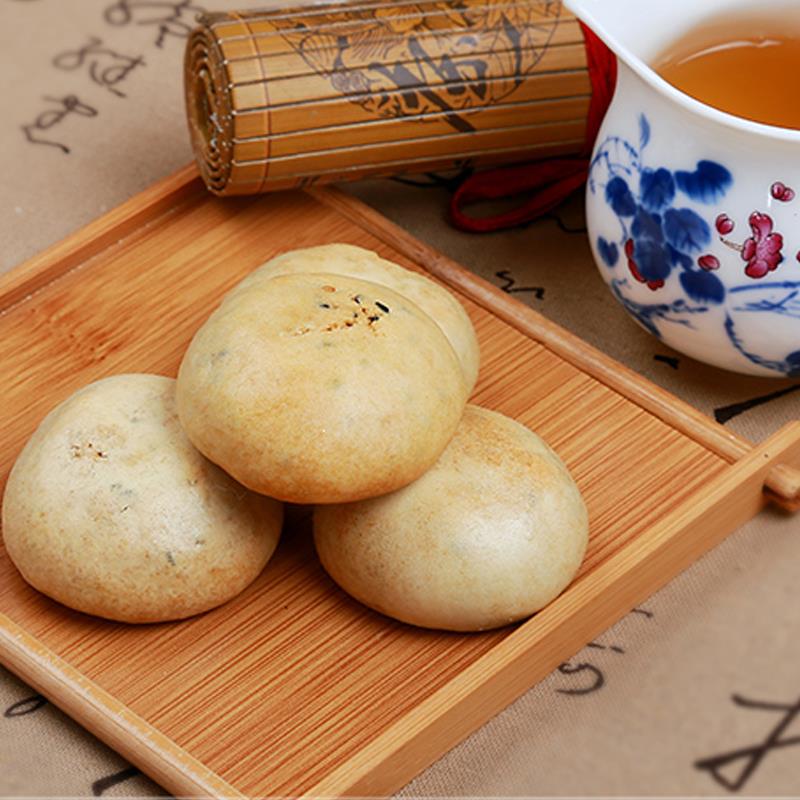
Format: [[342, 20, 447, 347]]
[[590, 113, 800, 376], [268, 1, 562, 133]]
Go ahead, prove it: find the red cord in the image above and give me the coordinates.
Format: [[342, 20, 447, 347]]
[[449, 22, 617, 233]]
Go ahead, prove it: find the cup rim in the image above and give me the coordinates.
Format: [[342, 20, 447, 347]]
[[567, 0, 800, 145]]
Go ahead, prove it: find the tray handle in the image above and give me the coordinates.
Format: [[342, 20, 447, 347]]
[[763, 425, 800, 511]]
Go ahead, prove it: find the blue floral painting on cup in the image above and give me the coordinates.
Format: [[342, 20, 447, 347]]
[[589, 114, 800, 376]]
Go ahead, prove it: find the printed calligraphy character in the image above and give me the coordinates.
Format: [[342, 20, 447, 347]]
[[4, 694, 47, 717], [53, 37, 144, 98], [21, 95, 99, 154], [695, 694, 800, 792], [555, 661, 605, 696], [495, 270, 545, 299], [104, 1, 208, 48]]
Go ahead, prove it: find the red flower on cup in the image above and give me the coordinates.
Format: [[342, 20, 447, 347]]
[[625, 238, 663, 291], [715, 213, 734, 234], [741, 212, 783, 278], [770, 181, 795, 202]]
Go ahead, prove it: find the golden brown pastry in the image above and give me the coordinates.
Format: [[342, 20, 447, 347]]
[[314, 405, 588, 631], [231, 243, 480, 392], [176, 271, 469, 503], [2, 374, 282, 623]]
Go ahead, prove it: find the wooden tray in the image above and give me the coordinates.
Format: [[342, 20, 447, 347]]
[[1, 166, 798, 800]]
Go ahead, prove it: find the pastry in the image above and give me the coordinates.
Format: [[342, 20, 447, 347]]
[[2, 374, 282, 623], [176, 272, 469, 503], [231, 243, 480, 391], [314, 405, 588, 631]]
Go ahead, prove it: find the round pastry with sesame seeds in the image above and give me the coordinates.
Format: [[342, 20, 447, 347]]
[[1, 373, 282, 623], [230, 243, 480, 392], [176, 271, 469, 504]]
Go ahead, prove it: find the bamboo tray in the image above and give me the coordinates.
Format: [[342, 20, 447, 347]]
[[1, 166, 798, 800]]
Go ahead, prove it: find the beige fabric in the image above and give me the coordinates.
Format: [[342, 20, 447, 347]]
[[1, 1, 798, 797]]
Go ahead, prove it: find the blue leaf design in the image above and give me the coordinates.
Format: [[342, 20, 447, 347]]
[[632, 207, 664, 243], [634, 239, 672, 281], [597, 236, 619, 267], [640, 168, 675, 212], [605, 177, 637, 217], [664, 208, 711, 252], [667, 245, 693, 269], [680, 270, 726, 304], [639, 114, 651, 149], [675, 160, 733, 203], [787, 351, 800, 377]]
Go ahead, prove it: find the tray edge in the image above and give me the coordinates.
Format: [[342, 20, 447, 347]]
[[0, 164, 201, 317], [0, 613, 244, 799], [4, 161, 794, 504], [3, 424, 796, 800], [303, 422, 800, 798]]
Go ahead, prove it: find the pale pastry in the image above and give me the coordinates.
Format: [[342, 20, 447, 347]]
[[2, 374, 282, 623], [314, 405, 588, 631]]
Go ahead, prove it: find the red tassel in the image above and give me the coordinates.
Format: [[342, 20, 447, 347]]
[[449, 21, 618, 233], [581, 21, 618, 149]]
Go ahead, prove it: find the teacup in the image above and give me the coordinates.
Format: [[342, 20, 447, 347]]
[[565, 0, 800, 377]]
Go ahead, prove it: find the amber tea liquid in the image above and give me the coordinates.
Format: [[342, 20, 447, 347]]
[[653, 9, 800, 129]]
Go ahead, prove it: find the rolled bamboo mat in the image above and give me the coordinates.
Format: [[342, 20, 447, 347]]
[[185, 0, 591, 195]]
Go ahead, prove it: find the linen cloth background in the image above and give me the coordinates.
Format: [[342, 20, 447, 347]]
[[0, 1, 798, 797]]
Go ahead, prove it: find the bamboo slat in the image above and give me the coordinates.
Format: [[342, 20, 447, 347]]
[[0, 168, 797, 799], [184, 0, 590, 194]]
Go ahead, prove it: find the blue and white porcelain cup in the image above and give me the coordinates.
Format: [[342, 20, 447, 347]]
[[565, 0, 800, 377]]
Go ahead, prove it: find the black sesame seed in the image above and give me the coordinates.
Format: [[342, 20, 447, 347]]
[[376, 301, 390, 313], [319, 303, 331, 309], [368, 315, 379, 322], [353, 294, 362, 304]]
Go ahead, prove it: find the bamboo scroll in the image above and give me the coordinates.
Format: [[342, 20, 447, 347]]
[[184, 0, 591, 195]]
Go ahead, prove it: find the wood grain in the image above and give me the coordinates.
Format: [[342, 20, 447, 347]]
[[0, 170, 797, 799], [0, 615, 244, 799]]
